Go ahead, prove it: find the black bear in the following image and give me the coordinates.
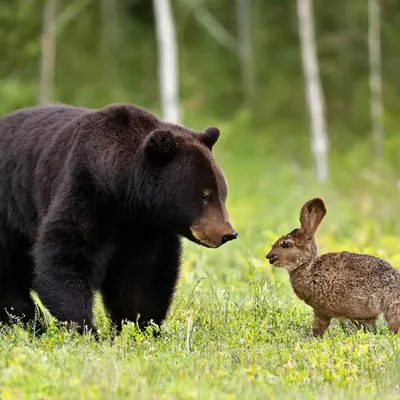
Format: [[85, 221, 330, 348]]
[[0, 103, 237, 332]]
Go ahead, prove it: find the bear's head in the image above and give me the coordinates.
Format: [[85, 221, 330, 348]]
[[133, 126, 237, 248]]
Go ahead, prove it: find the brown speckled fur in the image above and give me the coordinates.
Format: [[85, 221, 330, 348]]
[[266, 198, 400, 337]]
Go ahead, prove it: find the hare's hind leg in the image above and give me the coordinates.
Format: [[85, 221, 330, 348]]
[[383, 303, 400, 334], [312, 313, 331, 337]]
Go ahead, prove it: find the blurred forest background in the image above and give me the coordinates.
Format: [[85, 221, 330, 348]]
[[2, 0, 399, 159]]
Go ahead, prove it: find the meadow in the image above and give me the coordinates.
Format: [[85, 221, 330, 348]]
[[1, 114, 400, 399]]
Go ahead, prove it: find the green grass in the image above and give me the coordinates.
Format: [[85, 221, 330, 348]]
[[3, 118, 400, 399]]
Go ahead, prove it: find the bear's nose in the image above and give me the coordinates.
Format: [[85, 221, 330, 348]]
[[222, 232, 238, 244]]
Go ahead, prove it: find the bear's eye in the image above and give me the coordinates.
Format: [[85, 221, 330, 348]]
[[281, 240, 291, 248], [202, 191, 210, 200]]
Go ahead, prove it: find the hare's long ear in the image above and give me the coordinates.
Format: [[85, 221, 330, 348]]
[[299, 198, 326, 238]]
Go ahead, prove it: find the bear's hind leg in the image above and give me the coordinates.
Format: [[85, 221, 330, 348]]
[[0, 239, 36, 326]]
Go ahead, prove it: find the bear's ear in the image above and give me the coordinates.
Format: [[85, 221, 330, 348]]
[[144, 129, 178, 162], [201, 127, 220, 150]]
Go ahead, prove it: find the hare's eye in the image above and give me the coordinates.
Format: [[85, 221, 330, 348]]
[[202, 191, 210, 200], [281, 240, 291, 248]]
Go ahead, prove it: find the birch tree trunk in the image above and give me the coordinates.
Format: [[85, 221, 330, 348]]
[[153, 0, 180, 124], [39, 0, 58, 105], [101, 0, 119, 100], [368, 0, 384, 160], [236, 0, 255, 106], [297, 0, 329, 182]]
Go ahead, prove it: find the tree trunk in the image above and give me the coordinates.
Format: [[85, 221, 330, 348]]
[[236, 0, 255, 106], [39, 0, 58, 105], [153, 0, 180, 124], [101, 0, 119, 101], [297, 0, 329, 183], [368, 0, 384, 160]]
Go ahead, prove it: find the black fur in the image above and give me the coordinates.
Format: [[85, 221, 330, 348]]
[[0, 103, 231, 332]]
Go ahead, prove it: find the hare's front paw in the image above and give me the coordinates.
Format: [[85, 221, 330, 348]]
[[312, 314, 331, 338]]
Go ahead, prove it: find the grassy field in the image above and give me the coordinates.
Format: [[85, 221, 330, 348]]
[[2, 117, 400, 399]]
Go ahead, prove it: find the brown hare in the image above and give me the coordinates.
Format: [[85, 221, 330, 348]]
[[266, 197, 400, 337]]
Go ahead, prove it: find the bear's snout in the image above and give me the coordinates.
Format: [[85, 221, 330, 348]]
[[190, 219, 238, 249]]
